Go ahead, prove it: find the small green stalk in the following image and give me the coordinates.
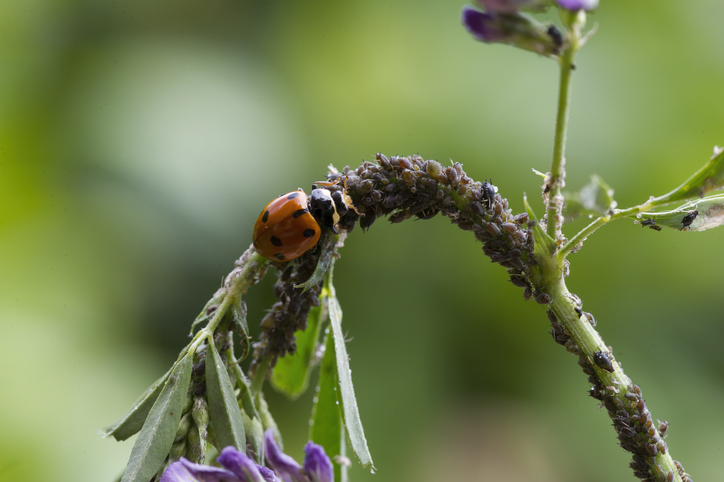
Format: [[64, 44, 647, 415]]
[[187, 250, 268, 355], [546, 12, 582, 240]]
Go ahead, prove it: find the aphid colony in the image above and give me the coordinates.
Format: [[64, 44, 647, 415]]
[[253, 176, 499, 262]]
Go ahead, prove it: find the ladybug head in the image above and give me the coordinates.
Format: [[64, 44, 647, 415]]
[[309, 188, 340, 234]]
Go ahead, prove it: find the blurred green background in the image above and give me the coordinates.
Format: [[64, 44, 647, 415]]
[[2, 1, 724, 481]]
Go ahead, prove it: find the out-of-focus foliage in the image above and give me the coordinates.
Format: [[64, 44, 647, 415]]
[[2, 1, 724, 481]]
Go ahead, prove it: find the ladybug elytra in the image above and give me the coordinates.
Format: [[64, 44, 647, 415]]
[[252, 184, 356, 262]]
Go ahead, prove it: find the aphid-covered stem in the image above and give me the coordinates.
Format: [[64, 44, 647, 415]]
[[245, 152, 690, 480], [546, 278, 689, 482]]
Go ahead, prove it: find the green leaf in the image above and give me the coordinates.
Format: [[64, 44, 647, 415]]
[[120, 353, 193, 482], [103, 369, 171, 441], [310, 329, 345, 482], [205, 342, 246, 451], [327, 282, 374, 471], [564, 174, 615, 218], [189, 289, 225, 336], [523, 194, 556, 254], [635, 194, 724, 231], [271, 304, 324, 398], [295, 232, 339, 292], [653, 146, 724, 205], [231, 297, 250, 338], [241, 409, 265, 463], [256, 391, 281, 445]]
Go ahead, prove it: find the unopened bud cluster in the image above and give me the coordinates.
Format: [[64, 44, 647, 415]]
[[151, 391, 209, 480]]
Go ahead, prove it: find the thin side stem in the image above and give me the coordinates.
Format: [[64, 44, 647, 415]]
[[250, 353, 273, 397]]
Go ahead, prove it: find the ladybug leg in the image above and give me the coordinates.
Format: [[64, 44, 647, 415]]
[[313, 179, 339, 188]]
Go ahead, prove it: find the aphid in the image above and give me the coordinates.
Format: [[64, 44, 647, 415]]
[[536, 293, 551, 304], [681, 210, 699, 230], [547, 25, 564, 51], [481, 180, 497, 208], [593, 351, 615, 372]]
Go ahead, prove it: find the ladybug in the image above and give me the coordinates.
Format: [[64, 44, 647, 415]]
[[253, 189, 322, 262], [253, 186, 353, 262]]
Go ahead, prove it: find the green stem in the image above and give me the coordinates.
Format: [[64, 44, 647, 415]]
[[250, 353, 273, 397], [547, 278, 683, 481], [189, 249, 268, 353], [546, 26, 579, 239], [557, 194, 684, 258], [557, 214, 609, 260]]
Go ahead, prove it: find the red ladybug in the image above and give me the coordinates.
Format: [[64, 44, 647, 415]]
[[253, 181, 362, 261], [253, 190, 321, 261]]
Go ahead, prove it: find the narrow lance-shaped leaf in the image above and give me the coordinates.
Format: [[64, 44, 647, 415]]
[[189, 288, 225, 336], [103, 368, 171, 441], [564, 174, 616, 219], [271, 303, 324, 398], [651, 146, 724, 205], [523, 194, 561, 290], [635, 194, 724, 231], [205, 341, 246, 451], [295, 233, 339, 292], [310, 327, 345, 482], [230, 361, 264, 462], [120, 353, 193, 482], [327, 280, 374, 471]]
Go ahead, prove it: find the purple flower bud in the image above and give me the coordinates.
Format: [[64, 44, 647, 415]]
[[218, 446, 280, 482], [462, 8, 507, 43], [303, 442, 334, 482], [160, 457, 244, 482], [264, 429, 306, 482], [161, 447, 280, 482], [478, 0, 553, 14], [462, 7, 563, 57], [556, 0, 598, 11]]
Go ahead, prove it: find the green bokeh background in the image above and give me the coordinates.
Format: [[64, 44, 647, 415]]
[[2, 1, 723, 481]]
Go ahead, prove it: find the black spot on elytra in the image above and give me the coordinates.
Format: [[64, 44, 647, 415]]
[[303, 228, 315, 238], [262, 210, 269, 223], [270, 236, 283, 246], [274, 253, 286, 260], [287, 192, 300, 200], [292, 209, 307, 218]]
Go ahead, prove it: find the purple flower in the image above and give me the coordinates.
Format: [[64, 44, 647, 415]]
[[264, 430, 335, 482], [462, 8, 507, 43], [160, 457, 245, 482], [477, 0, 553, 14], [303, 442, 333, 482], [160, 447, 279, 482], [218, 447, 280, 482], [161, 431, 334, 482], [264, 429, 307, 482], [556, 0, 598, 11], [461, 6, 563, 57]]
